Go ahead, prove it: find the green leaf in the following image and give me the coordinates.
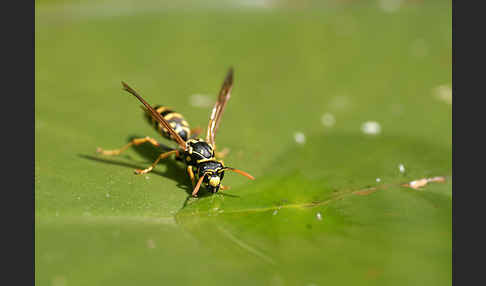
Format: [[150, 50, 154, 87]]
[[36, 1, 451, 285], [175, 134, 451, 285]]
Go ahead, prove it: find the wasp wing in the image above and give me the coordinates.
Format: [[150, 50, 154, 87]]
[[121, 81, 187, 149], [206, 68, 233, 148]]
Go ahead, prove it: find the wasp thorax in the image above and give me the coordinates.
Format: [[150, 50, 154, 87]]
[[186, 139, 214, 164]]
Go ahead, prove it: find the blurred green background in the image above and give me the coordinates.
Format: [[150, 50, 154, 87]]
[[35, 0, 451, 285]]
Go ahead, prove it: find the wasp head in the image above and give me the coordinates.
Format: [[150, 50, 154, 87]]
[[198, 160, 225, 193], [192, 160, 254, 197]]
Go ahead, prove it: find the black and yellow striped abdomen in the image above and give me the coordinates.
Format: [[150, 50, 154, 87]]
[[144, 105, 191, 142]]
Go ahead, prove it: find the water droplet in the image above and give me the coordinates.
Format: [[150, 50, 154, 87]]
[[294, 132, 306, 144], [361, 121, 382, 135], [316, 212, 323, 221], [433, 84, 452, 104], [320, 113, 336, 127], [52, 275, 67, 286], [376, 178, 381, 182], [189, 94, 212, 108], [329, 93, 350, 110], [409, 179, 427, 189], [147, 239, 156, 249], [378, 0, 403, 13], [272, 210, 278, 216], [398, 164, 405, 173]]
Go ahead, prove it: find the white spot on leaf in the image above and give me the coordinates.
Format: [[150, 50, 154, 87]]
[[321, 113, 336, 127], [329, 94, 350, 110], [398, 164, 405, 173], [361, 121, 381, 135], [189, 94, 212, 108], [147, 239, 156, 249], [378, 0, 403, 13], [404, 176, 446, 190], [433, 85, 452, 105], [294, 132, 306, 145], [52, 276, 67, 286], [409, 179, 427, 189]]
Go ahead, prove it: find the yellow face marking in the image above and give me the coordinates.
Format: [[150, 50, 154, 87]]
[[186, 156, 191, 162], [209, 176, 220, 187]]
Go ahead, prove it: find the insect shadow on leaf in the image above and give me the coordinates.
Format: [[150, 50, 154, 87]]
[[79, 135, 194, 195], [82, 134, 242, 206]]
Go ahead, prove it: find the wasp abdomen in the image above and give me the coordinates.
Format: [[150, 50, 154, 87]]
[[145, 105, 191, 142]]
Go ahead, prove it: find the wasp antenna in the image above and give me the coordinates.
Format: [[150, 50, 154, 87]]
[[225, 167, 255, 180], [192, 175, 206, 197]]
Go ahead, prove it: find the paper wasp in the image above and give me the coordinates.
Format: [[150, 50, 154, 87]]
[[97, 68, 254, 196]]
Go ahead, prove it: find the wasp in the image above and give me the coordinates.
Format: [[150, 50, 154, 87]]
[[97, 68, 254, 196]]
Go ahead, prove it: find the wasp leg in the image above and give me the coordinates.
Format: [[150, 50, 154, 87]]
[[97, 136, 160, 156], [189, 127, 203, 139], [134, 150, 179, 175], [215, 148, 230, 159], [220, 185, 230, 191], [187, 165, 196, 187], [192, 176, 205, 197]]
